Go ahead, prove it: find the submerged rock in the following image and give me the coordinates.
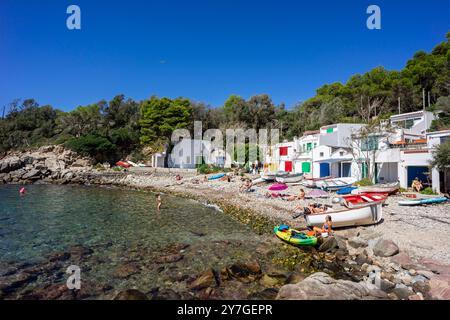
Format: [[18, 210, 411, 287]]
[[189, 269, 218, 290], [114, 289, 148, 300]]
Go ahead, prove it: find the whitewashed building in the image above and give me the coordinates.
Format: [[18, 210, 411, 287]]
[[169, 139, 231, 169]]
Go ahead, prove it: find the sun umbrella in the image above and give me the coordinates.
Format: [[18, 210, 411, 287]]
[[268, 183, 288, 191], [305, 189, 329, 198]]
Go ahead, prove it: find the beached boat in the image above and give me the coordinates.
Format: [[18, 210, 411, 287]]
[[208, 173, 225, 181], [341, 193, 388, 208], [274, 225, 317, 247], [275, 173, 304, 184], [353, 182, 400, 195], [336, 186, 358, 195], [116, 161, 132, 168], [301, 176, 332, 188], [398, 197, 449, 206], [316, 177, 357, 191], [261, 171, 287, 182], [305, 203, 382, 228], [252, 177, 266, 185]]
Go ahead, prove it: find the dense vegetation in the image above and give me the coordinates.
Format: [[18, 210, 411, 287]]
[[1, 32, 449, 164]]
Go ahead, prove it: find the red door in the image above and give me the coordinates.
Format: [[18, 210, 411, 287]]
[[285, 161, 293, 172]]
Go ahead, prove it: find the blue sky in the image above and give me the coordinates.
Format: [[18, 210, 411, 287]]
[[1, 0, 449, 111]]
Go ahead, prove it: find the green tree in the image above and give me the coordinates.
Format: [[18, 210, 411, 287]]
[[140, 97, 193, 148]]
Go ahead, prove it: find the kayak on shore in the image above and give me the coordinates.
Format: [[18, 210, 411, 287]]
[[398, 197, 449, 206], [274, 225, 318, 247], [208, 173, 226, 181]]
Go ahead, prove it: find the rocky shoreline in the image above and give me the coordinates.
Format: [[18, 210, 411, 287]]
[[1, 146, 450, 300]]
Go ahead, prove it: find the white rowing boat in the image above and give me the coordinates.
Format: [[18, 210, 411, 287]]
[[353, 182, 400, 195], [305, 203, 382, 228], [300, 176, 332, 188], [316, 177, 357, 191], [275, 173, 304, 184]]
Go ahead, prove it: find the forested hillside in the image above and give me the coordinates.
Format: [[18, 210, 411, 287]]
[[1, 32, 448, 163]]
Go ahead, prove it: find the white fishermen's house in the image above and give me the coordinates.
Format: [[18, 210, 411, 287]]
[[313, 123, 366, 179], [427, 130, 450, 192], [293, 131, 320, 176], [169, 139, 231, 169], [351, 110, 448, 192]]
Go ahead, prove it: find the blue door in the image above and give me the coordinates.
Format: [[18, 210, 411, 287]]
[[320, 163, 330, 177], [407, 166, 429, 187]]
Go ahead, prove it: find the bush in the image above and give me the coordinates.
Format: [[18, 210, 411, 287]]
[[197, 164, 225, 174], [112, 166, 123, 172], [420, 187, 437, 195], [356, 178, 374, 186], [65, 134, 117, 162]]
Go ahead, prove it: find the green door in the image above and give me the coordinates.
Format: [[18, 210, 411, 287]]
[[302, 162, 311, 173], [362, 162, 368, 179]]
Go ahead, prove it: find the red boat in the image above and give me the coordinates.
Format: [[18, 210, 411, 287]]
[[116, 161, 131, 168], [342, 192, 388, 208]]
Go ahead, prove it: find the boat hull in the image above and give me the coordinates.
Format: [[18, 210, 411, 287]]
[[399, 197, 449, 206], [355, 182, 400, 195], [275, 173, 304, 184], [305, 204, 382, 228]]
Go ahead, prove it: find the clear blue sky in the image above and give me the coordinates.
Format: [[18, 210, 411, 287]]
[[1, 0, 449, 111]]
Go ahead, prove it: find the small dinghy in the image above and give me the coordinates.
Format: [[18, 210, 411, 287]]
[[116, 161, 132, 168], [275, 173, 304, 184], [208, 173, 225, 181], [268, 183, 288, 191], [336, 186, 358, 195], [341, 193, 388, 208], [274, 225, 317, 247], [301, 176, 332, 188], [355, 182, 400, 195], [305, 203, 382, 228], [316, 177, 357, 191], [398, 197, 449, 206]]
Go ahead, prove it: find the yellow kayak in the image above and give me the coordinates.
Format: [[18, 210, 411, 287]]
[[274, 225, 318, 247]]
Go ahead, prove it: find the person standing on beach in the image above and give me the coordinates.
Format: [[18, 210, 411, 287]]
[[156, 194, 162, 211]]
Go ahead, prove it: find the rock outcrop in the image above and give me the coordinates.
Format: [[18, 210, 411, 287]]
[[276, 272, 388, 300], [0, 145, 93, 184]]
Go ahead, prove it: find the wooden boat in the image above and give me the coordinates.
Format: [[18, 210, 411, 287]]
[[301, 176, 332, 188], [354, 182, 400, 195], [208, 173, 225, 181], [305, 203, 382, 228], [116, 161, 131, 168], [261, 171, 287, 182], [341, 193, 388, 208], [398, 197, 449, 206], [316, 177, 357, 191], [275, 173, 304, 184], [252, 177, 266, 185], [274, 225, 317, 247]]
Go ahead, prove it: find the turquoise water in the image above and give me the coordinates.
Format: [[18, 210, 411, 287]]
[[0, 184, 282, 299]]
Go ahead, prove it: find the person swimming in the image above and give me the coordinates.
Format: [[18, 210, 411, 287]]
[[19, 187, 26, 195], [156, 193, 162, 211]]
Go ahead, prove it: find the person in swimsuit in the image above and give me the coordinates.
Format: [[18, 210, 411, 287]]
[[287, 189, 305, 202], [313, 215, 332, 236], [156, 193, 162, 211], [412, 177, 423, 192]]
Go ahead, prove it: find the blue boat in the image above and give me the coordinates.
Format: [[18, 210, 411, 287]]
[[208, 173, 226, 181], [336, 186, 358, 195]]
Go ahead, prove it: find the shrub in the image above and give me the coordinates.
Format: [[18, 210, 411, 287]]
[[356, 178, 374, 186], [420, 187, 437, 195], [197, 164, 225, 174]]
